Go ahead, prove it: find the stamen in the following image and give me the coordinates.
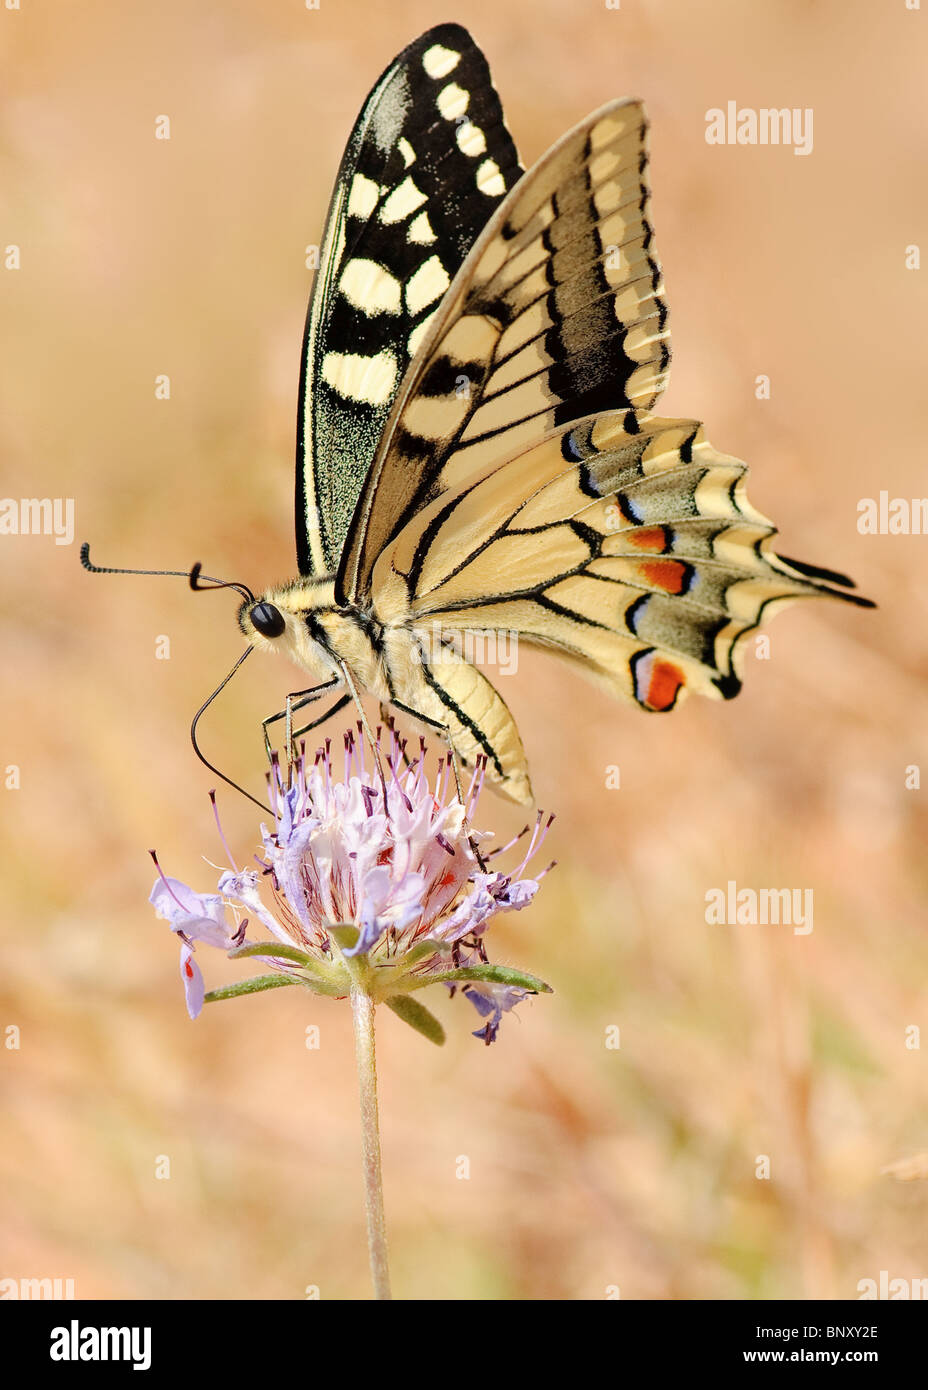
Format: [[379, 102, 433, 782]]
[[486, 823, 529, 860], [209, 790, 238, 872], [514, 811, 555, 878], [149, 850, 198, 915], [465, 755, 487, 818], [438, 755, 451, 807]]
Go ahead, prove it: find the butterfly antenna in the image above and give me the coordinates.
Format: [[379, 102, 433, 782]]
[[80, 543, 256, 605], [83, 543, 268, 811], [191, 646, 271, 813]]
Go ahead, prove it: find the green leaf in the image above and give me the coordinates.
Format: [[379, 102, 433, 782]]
[[385, 994, 446, 1046], [204, 975, 298, 1004], [415, 964, 553, 994]]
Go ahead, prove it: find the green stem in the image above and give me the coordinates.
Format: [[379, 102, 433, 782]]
[[350, 986, 391, 1300]]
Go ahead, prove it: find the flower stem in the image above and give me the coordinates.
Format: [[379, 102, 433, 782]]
[[350, 986, 391, 1300]]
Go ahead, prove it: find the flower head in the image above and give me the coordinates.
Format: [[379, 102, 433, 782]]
[[151, 730, 552, 1042]]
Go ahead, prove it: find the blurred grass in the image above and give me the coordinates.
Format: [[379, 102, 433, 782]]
[[1, 0, 927, 1300]]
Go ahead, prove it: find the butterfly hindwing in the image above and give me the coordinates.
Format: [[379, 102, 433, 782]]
[[338, 99, 670, 602], [296, 23, 523, 577], [369, 410, 871, 798]]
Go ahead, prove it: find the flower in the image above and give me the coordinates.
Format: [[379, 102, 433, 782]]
[[150, 730, 553, 1041]]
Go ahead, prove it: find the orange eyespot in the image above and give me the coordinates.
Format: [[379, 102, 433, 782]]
[[632, 650, 686, 711], [637, 559, 691, 595]]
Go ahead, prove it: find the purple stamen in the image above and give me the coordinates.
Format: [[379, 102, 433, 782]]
[[486, 823, 529, 860], [149, 850, 199, 914], [209, 790, 238, 872]]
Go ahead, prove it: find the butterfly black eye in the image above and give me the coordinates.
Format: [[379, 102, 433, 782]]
[[250, 602, 286, 638]]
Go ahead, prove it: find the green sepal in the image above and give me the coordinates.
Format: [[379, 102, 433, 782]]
[[227, 942, 345, 995], [330, 924, 361, 952], [397, 938, 443, 969], [204, 974, 298, 1004], [229, 941, 320, 968], [411, 964, 553, 994], [385, 994, 446, 1046]]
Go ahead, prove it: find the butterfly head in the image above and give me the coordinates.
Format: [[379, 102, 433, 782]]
[[238, 577, 341, 682]]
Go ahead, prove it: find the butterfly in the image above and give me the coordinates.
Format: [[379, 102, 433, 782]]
[[86, 24, 871, 806]]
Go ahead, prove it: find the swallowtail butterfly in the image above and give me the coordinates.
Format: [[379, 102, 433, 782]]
[[88, 24, 872, 806]]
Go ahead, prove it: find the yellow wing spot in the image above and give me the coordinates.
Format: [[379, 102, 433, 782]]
[[589, 146, 622, 183], [422, 43, 461, 79], [321, 350, 398, 406], [407, 310, 438, 358], [398, 137, 416, 168], [437, 82, 469, 121], [338, 258, 402, 316], [592, 178, 628, 217], [379, 176, 427, 225], [408, 211, 437, 245], [401, 393, 470, 443], [456, 120, 487, 158], [347, 173, 380, 219], [476, 158, 506, 196], [591, 106, 642, 151], [405, 255, 451, 315]]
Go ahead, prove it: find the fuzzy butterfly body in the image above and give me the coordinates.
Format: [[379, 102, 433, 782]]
[[243, 23, 871, 804]]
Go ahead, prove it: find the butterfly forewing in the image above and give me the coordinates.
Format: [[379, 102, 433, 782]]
[[338, 99, 670, 603], [297, 23, 523, 577]]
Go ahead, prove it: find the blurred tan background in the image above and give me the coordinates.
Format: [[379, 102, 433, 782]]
[[2, 0, 927, 1300]]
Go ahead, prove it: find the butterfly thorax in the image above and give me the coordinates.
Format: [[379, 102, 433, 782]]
[[239, 573, 534, 802]]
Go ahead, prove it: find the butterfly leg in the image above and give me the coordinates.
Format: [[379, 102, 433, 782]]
[[441, 739, 491, 871], [262, 677, 341, 765], [378, 702, 416, 771], [291, 692, 351, 744], [339, 662, 389, 801]]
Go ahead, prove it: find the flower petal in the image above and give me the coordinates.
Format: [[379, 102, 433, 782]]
[[150, 877, 235, 948], [179, 944, 205, 1020], [461, 981, 529, 1044]]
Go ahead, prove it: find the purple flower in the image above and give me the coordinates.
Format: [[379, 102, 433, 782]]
[[150, 732, 552, 1040], [462, 981, 531, 1045], [149, 876, 245, 1019]]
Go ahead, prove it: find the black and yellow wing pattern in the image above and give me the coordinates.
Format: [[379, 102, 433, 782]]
[[334, 98, 868, 758], [267, 28, 871, 803], [296, 23, 522, 576]]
